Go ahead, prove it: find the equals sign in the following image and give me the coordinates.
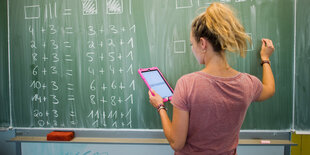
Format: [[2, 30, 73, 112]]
[[65, 55, 73, 62], [70, 111, 76, 117], [67, 83, 74, 91], [68, 95, 75, 101], [64, 41, 71, 48], [66, 70, 73, 76], [64, 27, 73, 34], [63, 9, 72, 16]]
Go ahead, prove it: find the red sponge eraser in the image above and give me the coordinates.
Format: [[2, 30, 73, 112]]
[[47, 131, 75, 141]]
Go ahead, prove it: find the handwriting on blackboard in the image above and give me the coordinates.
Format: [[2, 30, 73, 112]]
[[24, 0, 135, 128]]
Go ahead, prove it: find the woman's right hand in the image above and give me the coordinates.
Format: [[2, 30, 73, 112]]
[[256, 38, 276, 102], [260, 38, 275, 60]]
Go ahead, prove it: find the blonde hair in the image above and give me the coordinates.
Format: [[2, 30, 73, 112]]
[[191, 2, 251, 57]]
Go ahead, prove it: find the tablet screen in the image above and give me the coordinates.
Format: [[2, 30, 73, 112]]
[[141, 70, 173, 98]]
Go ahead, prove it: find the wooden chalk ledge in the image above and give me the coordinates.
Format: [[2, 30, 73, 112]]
[[10, 136, 296, 146]]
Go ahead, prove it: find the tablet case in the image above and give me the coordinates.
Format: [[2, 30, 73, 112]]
[[138, 67, 174, 102]]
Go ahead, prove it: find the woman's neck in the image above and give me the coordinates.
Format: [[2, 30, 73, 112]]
[[201, 52, 239, 77]]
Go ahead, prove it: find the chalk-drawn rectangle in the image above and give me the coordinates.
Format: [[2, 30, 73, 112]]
[[174, 40, 186, 54], [198, 0, 213, 6], [107, 0, 123, 14], [24, 5, 40, 19], [220, 0, 232, 3], [235, 0, 247, 3], [82, 0, 98, 15], [220, 0, 231, 3], [176, 0, 193, 9]]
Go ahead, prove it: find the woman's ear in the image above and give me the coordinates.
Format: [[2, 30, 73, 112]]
[[199, 37, 208, 50]]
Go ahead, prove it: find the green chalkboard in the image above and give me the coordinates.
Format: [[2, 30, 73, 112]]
[[295, 0, 310, 131], [239, 0, 294, 130], [0, 0, 10, 128], [9, 0, 294, 129]]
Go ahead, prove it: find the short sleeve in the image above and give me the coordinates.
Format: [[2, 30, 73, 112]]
[[251, 75, 263, 102], [171, 77, 189, 111]]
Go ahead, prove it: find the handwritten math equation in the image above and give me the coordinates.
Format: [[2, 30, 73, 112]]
[[25, 0, 135, 128]]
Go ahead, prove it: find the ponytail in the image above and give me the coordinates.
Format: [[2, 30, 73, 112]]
[[191, 2, 251, 57]]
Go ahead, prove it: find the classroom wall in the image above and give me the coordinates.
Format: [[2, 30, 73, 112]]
[[291, 134, 310, 155]]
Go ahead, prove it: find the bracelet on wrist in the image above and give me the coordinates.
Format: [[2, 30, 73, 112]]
[[261, 60, 271, 66], [157, 104, 167, 113]]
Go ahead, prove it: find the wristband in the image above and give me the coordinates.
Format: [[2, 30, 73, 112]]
[[261, 60, 270, 66], [157, 104, 167, 113]]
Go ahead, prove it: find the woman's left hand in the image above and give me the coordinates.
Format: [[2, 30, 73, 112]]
[[148, 89, 164, 109]]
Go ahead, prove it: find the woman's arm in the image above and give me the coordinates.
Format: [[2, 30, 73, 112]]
[[257, 39, 276, 101], [148, 90, 189, 151]]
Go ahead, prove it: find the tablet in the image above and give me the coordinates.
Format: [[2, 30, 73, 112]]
[[138, 67, 174, 102]]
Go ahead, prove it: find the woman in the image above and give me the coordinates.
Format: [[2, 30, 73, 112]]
[[148, 2, 275, 155]]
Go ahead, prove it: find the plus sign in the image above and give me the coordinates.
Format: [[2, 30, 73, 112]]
[[42, 42, 46, 48], [119, 68, 124, 73], [117, 53, 122, 60], [99, 68, 104, 75], [118, 97, 122, 103], [42, 68, 47, 75], [42, 83, 47, 89], [99, 26, 104, 33], [100, 96, 108, 104], [100, 53, 104, 61], [120, 39, 125, 45], [101, 83, 107, 91], [42, 54, 48, 61], [99, 41, 104, 48], [119, 82, 125, 90], [43, 96, 47, 102]]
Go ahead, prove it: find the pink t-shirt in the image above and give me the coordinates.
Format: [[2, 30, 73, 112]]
[[171, 71, 263, 155]]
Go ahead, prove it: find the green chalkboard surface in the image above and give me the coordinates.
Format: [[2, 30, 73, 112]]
[[9, 0, 294, 129], [295, 0, 310, 131], [0, 0, 10, 128]]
